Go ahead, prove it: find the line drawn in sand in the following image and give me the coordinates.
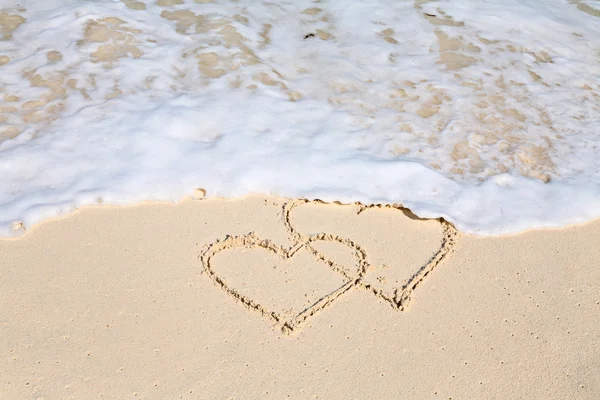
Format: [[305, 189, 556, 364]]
[[200, 199, 457, 334]]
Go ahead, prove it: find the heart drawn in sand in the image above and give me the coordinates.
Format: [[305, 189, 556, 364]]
[[200, 200, 457, 334], [201, 232, 369, 333]]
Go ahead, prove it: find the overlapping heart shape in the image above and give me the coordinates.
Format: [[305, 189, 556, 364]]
[[200, 200, 456, 334]]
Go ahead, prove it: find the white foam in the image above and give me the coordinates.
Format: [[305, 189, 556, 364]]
[[0, 0, 599, 236]]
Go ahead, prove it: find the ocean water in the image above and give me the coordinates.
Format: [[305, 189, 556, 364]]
[[0, 0, 599, 236]]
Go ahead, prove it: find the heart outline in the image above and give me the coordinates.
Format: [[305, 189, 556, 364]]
[[200, 230, 370, 334], [283, 200, 457, 311]]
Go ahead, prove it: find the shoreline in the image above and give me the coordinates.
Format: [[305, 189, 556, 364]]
[[4, 194, 600, 239]]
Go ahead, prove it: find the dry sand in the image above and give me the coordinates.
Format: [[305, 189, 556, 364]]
[[1, 196, 599, 399]]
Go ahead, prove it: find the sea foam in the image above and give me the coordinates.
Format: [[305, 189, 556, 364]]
[[0, 0, 599, 235]]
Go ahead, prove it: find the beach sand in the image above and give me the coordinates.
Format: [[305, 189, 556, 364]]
[[1, 196, 599, 399]]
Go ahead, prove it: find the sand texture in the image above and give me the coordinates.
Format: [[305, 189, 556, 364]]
[[1, 196, 599, 399]]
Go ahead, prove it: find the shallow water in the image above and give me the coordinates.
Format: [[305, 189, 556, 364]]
[[0, 0, 599, 235]]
